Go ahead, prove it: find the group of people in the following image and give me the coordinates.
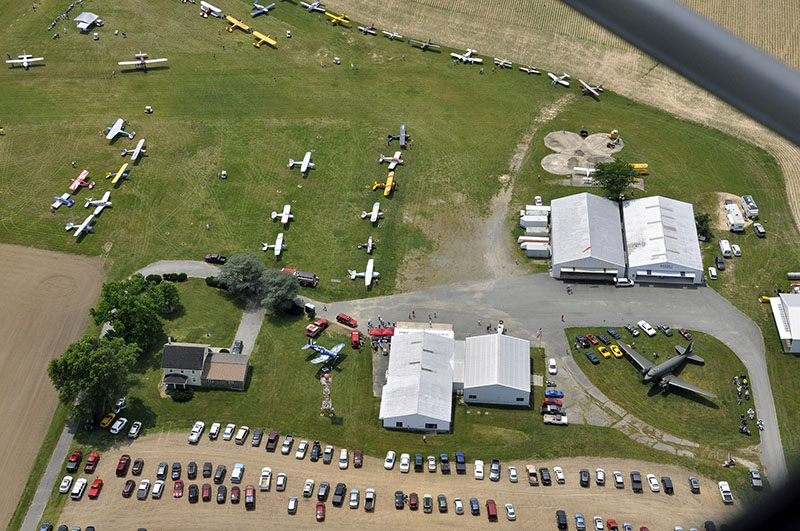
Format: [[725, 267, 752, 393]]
[[734, 373, 763, 435]]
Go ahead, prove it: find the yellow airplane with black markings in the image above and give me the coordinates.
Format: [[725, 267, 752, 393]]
[[325, 12, 350, 26], [105, 163, 129, 185], [252, 31, 277, 48], [225, 15, 252, 33], [371, 172, 396, 197]]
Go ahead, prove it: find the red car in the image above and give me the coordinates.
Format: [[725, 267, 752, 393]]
[[66, 450, 82, 473], [173, 480, 184, 498], [245, 485, 256, 509], [336, 313, 357, 327], [231, 486, 240, 504], [202, 483, 212, 501], [87, 478, 103, 499], [353, 449, 363, 468], [351, 329, 361, 349], [586, 333, 599, 345], [679, 328, 693, 341], [116, 454, 131, 477], [607, 519, 619, 531], [542, 397, 563, 407], [84, 452, 100, 473], [306, 318, 328, 338], [409, 492, 419, 510], [316, 501, 326, 521]]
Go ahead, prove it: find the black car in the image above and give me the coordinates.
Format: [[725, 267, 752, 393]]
[[187, 461, 197, 480], [84, 415, 96, 431], [40, 524, 54, 531], [188, 483, 199, 503], [585, 351, 600, 364], [606, 327, 621, 339], [310, 440, 321, 462], [575, 335, 590, 348], [439, 453, 451, 474], [266, 430, 280, 451], [132, 458, 144, 476], [332, 482, 347, 506], [414, 453, 423, 472], [214, 464, 226, 484], [580, 469, 590, 487], [395, 490, 404, 509], [661, 476, 674, 494], [630, 471, 643, 492], [171, 462, 181, 481], [203, 462, 213, 478], [715, 256, 725, 271], [556, 510, 568, 529], [539, 467, 552, 485], [232, 340, 244, 355], [318, 482, 330, 501], [597, 333, 611, 345], [217, 485, 227, 504], [251, 429, 264, 447], [122, 479, 136, 498]]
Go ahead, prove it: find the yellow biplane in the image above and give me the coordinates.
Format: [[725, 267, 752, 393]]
[[252, 31, 277, 48], [325, 12, 350, 26], [105, 163, 129, 184], [371, 172, 396, 197], [629, 163, 649, 175], [225, 15, 252, 33]]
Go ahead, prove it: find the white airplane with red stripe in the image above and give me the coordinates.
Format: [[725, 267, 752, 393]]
[[69, 170, 95, 192], [579, 79, 604, 97]]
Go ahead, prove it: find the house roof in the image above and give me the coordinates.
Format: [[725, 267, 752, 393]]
[[379, 331, 454, 424], [202, 352, 250, 383], [551, 192, 626, 270], [161, 343, 209, 371], [463, 334, 530, 393]]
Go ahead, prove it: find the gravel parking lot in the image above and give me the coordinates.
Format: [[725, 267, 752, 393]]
[[56, 431, 733, 530]]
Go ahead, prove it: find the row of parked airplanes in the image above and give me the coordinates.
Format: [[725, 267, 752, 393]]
[[53, 119, 148, 238], [6, 51, 167, 72]]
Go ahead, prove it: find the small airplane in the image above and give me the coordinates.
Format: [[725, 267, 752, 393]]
[[200, 1, 223, 18], [105, 163, 129, 184], [85, 191, 112, 215], [261, 232, 287, 256], [382, 30, 403, 41], [5, 51, 44, 70], [548, 72, 571, 87], [121, 138, 146, 161], [288, 152, 315, 174], [409, 38, 440, 51], [69, 170, 95, 192], [361, 202, 384, 223], [494, 58, 513, 69], [616, 341, 718, 399], [251, 1, 275, 16], [348, 258, 380, 288], [450, 49, 483, 64], [271, 204, 294, 225], [358, 25, 377, 35], [225, 15, 252, 33], [371, 172, 396, 197], [252, 31, 277, 48], [579, 79, 604, 97], [357, 235, 375, 254], [519, 65, 541, 75], [387, 124, 410, 148], [300, 1, 325, 13], [65, 213, 95, 237], [301, 338, 345, 365], [105, 118, 135, 140], [378, 152, 403, 170], [117, 52, 168, 71], [51, 193, 74, 210], [325, 12, 350, 26]]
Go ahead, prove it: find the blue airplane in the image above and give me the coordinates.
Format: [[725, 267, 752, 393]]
[[251, 1, 275, 16], [302, 339, 345, 365]]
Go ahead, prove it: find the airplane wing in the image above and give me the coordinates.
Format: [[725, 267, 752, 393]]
[[547, 72, 557, 81], [450, 52, 464, 61], [330, 343, 345, 355], [409, 39, 424, 45], [101, 191, 111, 202], [615, 341, 654, 373], [309, 354, 330, 364], [660, 374, 718, 399], [106, 119, 123, 140], [118, 61, 141, 66], [144, 58, 168, 64]]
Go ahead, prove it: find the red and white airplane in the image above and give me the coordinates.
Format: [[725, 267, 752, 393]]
[[69, 170, 95, 192], [579, 79, 604, 97], [271, 204, 294, 225], [378, 152, 403, 170], [450, 48, 482, 64], [494, 58, 513, 69], [358, 25, 377, 35], [382, 30, 403, 41]]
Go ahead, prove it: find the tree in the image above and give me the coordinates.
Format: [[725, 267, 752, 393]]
[[259, 269, 300, 312], [593, 160, 637, 200], [695, 212, 713, 241], [146, 281, 180, 315], [217, 254, 267, 297], [48, 335, 140, 419]]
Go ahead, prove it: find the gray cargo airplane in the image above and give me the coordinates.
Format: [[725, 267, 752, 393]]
[[616, 341, 717, 399]]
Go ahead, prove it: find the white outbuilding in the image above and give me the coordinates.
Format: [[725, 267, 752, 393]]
[[622, 196, 704, 285], [379, 332, 454, 432], [551, 192, 626, 280], [462, 334, 531, 406], [770, 293, 800, 353]]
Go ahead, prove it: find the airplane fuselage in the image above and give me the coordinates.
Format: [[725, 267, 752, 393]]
[[643, 354, 689, 382]]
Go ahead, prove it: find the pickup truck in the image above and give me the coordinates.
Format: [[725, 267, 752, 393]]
[[543, 414, 569, 425], [526, 465, 539, 486], [630, 471, 643, 492], [454, 452, 466, 474], [259, 466, 271, 491], [439, 454, 451, 474]]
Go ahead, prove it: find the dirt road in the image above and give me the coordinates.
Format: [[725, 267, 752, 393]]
[[0, 245, 104, 529], [58, 431, 733, 530]]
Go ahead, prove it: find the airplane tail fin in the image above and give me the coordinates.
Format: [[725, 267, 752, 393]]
[[302, 339, 314, 350], [347, 269, 357, 280], [261, 243, 270, 251], [271, 211, 278, 220], [288, 158, 296, 168], [65, 223, 75, 231], [371, 181, 380, 190], [677, 341, 706, 363], [360, 211, 368, 219], [84, 198, 92, 208]]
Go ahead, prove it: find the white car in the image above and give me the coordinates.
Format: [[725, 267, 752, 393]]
[[59, 475, 73, 494], [137, 479, 151, 498], [152, 479, 165, 499], [281, 434, 294, 455], [554, 466, 565, 484], [296, 440, 309, 459], [505, 503, 516, 521], [718, 481, 734, 504], [708, 266, 718, 280], [646, 473, 660, 492], [349, 488, 360, 509], [595, 468, 605, 485], [276, 472, 287, 492], [454, 497, 464, 514], [384, 450, 396, 470], [338, 448, 349, 469], [594, 516, 604, 530], [637, 320, 656, 337], [508, 466, 518, 483], [732, 244, 742, 257], [288, 496, 298, 514], [399, 453, 410, 473], [235, 425, 250, 445], [209, 422, 221, 440], [188, 421, 205, 444], [474, 460, 484, 480], [303, 479, 315, 497], [222, 423, 235, 440], [427, 455, 436, 472], [547, 358, 558, 375], [613, 470, 624, 488], [259, 467, 272, 491], [110, 417, 128, 435], [128, 421, 142, 439]]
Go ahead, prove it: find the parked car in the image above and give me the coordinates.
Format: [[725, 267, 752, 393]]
[[580, 469, 590, 487], [630, 471, 643, 492], [414, 452, 423, 472], [99, 413, 115, 429], [689, 476, 701, 493], [151, 480, 164, 499], [509, 465, 518, 483], [136, 479, 150, 500], [554, 466, 565, 484], [234, 425, 250, 445], [547, 358, 558, 374], [338, 448, 349, 469], [474, 460, 484, 480], [354, 449, 363, 468], [66, 450, 83, 473], [266, 430, 280, 451], [384, 450, 397, 470], [395, 490, 404, 509], [658, 324, 673, 336], [231, 463, 245, 484], [454, 497, 464, 514], [624, 324, 640, 337], [259, 467, 272, 491], [575, 513, 586, 531], [539, 467, 551, 485], [281, 434, 294, 454], [349, 488, 360, 509], [613, 470, 624, 488], [295, 439, 309, 459], [576, 335, 590, 348], [610, 344, 623, 358], [596, 468, 605, 485], [556, 509, 568, 529], [217, 485, 227, 503], [189, 421, 209, 443], [202, 483, 211, 502], [586, 351, 600, 364], [597, 333, 611, 345], [317, 481, 330, 501], [245, 485, 256, 509], [545, 389, 564, 398], [109, 417, 128, 435], [606, 327, 621, 339], [586, 333, 599, 345], [753, 222, 766, 238], [287, 495, 298, 514], [205, 254, 227, 264], [679, 328, 693, 340], [365, 488, 376, 511], [409, 492, 419, 510], [489, 459, 501, 481], [276, 473, 287, 492], [423, 493, 433, 513], [455, 452, 466, 474], [123, 479, 136, 498], [661, 475, 674, 494], [316, 501, 326, 521], [336, 313, 357, 327], [156, 461, 167, 480], [333, 482, 347, 506], [749, 468, 763, 489], [202, 462, 212, 478], [718, 481, 734, 504], [715, 255, 726, 271], [87, 478, 103, 499], [130, 458, 144, 476], [598, 346, 612, 359], [607, 519, 619, 531], [71, 478, 87, 500], [323, 445, 334, 464], [708, 266, 718, 280], [251, 428, 264, 447], [469, 497, 480, 515], [647, 473, 660, 492], [116, 455, 131, 477], [214, 464, 226, 484], [311, 440, 321, 461], [427, 455, 437, 473], [187, 461, 197, 479], [128, 421, 142, 439], [303, 479, 315, 498], [399, 453, 410, 473], [637, 320, 656, 337], [84, 452, 99, 473], [305, 318, 328, 338], [505, 503, 516, 521], [232, 339, 244, 354], [231, 485, 240, 504], [59, 475, 73, 494], [171, 462, 181, 480], [222, 423, 235, 441]]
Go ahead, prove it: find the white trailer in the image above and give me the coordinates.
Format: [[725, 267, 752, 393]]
[[520, 215, 548, 228], [525, 226, 549, 236], [741, 195, 759, 219], [522, 242, 551, 258], [517, 235, 550, 244], [543, 413, 568, 425], [725, 204, 745, 232]]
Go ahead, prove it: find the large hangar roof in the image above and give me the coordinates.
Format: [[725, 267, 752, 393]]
[[551, 192, 625, 268]]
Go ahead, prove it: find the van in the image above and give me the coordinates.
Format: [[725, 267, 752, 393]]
[[719, 239, 732, 258], [295, 271, 319, 288], [708, 267, 717, 280], [486, 499, 498, 521], [661, 476, 674, 494], [231, 463, 244, 484], [71, 478, 87, 500]]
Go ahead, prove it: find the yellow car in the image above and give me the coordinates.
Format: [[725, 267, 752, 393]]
[[100, 412, 116, 428], [597, 346, 612, 359], [610, 345, 623, 358]]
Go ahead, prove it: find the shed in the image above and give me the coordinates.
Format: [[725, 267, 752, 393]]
[[462, 334, 531, 406], [74, 12, 101, 32]]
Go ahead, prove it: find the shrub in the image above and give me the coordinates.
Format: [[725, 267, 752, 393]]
[[145, 274, 162, 285], [205, 276, 228, 290], [171, 388, 194, 402], [177, 272, 188, 282]]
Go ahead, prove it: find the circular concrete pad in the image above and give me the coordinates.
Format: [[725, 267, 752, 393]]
[[584, 132, 625, 154], [541, 153, 576, 175], [543, 131, 583, 152], [541, 130, 626, 176]]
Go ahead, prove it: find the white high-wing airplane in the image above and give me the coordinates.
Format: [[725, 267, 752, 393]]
[[579, 79, 604, 97], [382, 30, 403, 41], [105, 119, 135, 140], [494, 58, 512, 68], [65, 213, 95, 237], [118, 52, 168, 71], [409, 38, 440, 51], [357, 25, 377, 35], [288, 152, 315, 174], [361, 202, 384, 223], [378, 152, 403, 170], [121, 138, 146, 161], [6, 51, 44, 70], [519, 65, 541, 75], [348, 258, 380, 288], [85, 191, 112, 215], [548, 72, 571, 87], [200, 1, 223, 18], [271, 204, 294, 225], [300, 1, 325, 13], [357, 235, 375, 254], [450, 49, 483, 64], [251, 1, 275, 16], [261, 233, 287, 256]]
